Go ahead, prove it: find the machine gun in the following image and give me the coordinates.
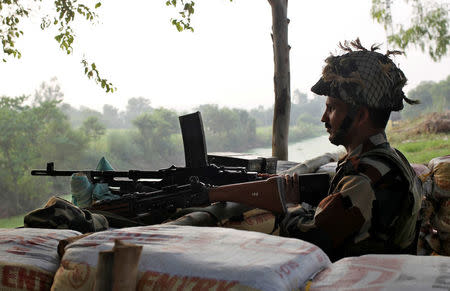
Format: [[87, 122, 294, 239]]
[[31, 162, 268, 194], [31, 111, 274, 194], [86, 176, 288, 220], [85, 173, 330, 221], [30, 111, 330, 224]]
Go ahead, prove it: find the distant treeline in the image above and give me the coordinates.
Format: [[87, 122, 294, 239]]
[[400, 75, 450, 119], [0, 82, 325, 216], [1, 75, 447, 217]]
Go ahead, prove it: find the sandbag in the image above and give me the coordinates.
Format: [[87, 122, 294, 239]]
[[316, 162, 337, 177], [279, 151, 342, 176], [418, 155, 450, 255], [0, 228, 81, 291], [428, 155, 450, 199], [307, 254, 450, 291], [411, 163, 431, 180], [52, 225, 331, 291]]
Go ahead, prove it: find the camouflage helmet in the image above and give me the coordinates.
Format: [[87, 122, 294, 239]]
[[311, 39, 418, 111]]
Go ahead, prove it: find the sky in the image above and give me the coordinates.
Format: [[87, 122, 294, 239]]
[[0, 0, 449, 112]]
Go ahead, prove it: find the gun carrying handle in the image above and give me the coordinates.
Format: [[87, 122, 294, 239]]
[[208, 177, 287, 214]]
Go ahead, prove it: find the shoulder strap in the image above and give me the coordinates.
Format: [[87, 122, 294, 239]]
[[360, 147, 422, 215]]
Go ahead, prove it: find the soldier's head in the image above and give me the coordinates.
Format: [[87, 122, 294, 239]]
[[312, 38, 418, 147]]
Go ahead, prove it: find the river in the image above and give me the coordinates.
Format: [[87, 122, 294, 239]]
[[249, 135, 345, 163]]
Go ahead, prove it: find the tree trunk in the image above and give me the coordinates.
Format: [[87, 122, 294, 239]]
[[268, 0, 290, 161]]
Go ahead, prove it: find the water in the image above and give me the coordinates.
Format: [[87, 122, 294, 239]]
[[249, 135, 345, 163]]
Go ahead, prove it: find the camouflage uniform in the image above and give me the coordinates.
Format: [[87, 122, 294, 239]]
[[281, 39, 422, 261], [282, 132, 421, 260]]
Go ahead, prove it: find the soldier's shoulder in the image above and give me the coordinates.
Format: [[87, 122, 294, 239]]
[[358, 154, 395, 185]]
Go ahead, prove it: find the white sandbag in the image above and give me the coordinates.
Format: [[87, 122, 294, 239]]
[[316, 162, 337, 176], [308, 254, 450, 291], [279, 151, 343, 176], [52, 225, 331, 291], [0, 228, 81, 291]]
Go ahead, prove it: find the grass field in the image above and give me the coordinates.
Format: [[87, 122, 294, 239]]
[[0, 194, 72, 229], [0, 214, 24, 228], [391, 135, 449, 164], [386, 113, 449, 164]]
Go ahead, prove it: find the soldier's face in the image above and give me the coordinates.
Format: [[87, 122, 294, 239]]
[[321, 97, 349, 145]]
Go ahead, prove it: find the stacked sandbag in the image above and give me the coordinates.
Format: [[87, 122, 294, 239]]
[[307, 254, 450, 290], [429, 155, 450, 198], [52, 224, 331, 291], [316, 162, 338, 177], [278, 151, 343, 176], [417, 155, 450, 255], [0, 228, 81, 291]]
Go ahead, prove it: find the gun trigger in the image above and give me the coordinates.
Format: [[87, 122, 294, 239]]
[[189, 176, 200, 185]]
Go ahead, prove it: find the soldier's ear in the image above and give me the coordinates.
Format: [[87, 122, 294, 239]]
[[356, 106, 370, 126]]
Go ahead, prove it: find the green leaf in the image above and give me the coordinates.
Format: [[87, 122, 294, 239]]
[[95, 2, 101, 8]]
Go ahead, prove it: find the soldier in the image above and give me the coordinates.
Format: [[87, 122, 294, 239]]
[[281, 39, 422, 261]]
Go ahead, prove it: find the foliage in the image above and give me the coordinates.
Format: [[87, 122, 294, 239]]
[[249, 93, 325, 127], [104, 129, 143, 169], [165, 0, 195, 32], [5, 78, 447, 218], [371, 0, 449, 61], [0, 0, 115, 92], [290, 121, 325, 141], [249, 106, 273, 127], [131, 108, 183, 168], [0, 0, 230, 93], [80, 116, 106, 139], [33, 77, 64, 104], [402, 75, 450, 119], [248, 93, 326, 145], [197, 104, 258, 152], [60, 103, 102, 127], [101, 104, 124, 128], [61, 96, 154, 129], [165, 0, 233, 32], [125, 97, 153, 127], [0, 95, 90, 217], [292, 89, 308, 105]]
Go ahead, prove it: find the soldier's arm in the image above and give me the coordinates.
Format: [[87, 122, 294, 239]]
[[282, 174, 375, 256]]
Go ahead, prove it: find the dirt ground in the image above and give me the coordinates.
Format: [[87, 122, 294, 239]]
[[391, 111, 450, 135]]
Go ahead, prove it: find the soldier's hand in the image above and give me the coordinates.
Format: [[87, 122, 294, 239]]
[[283, 173, 299, 205]]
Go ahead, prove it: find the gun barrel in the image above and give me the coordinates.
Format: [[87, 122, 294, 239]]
[[31, 169, 77, 176]]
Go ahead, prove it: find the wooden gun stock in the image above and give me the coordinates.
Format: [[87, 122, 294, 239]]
[[208, 176, 287, 214]]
